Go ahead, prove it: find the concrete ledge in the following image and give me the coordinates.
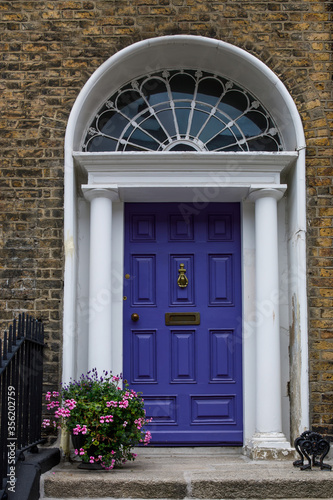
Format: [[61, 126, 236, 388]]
[[43, 475, 186, 499], [41, 449, 333, 499], [9, 447, 60, 500], [191, 476, 333, 499]]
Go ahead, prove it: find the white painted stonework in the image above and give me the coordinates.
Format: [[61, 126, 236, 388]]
[[63, 36, 309, 456]]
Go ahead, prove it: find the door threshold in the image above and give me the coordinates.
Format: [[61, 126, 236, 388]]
[[134, 446, 243, 456]]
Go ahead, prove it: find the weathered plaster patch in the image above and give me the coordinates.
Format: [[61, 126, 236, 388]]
[[289, 293, 302, 444], [244, 445, 297, 461], [65, 233, 75, 258]]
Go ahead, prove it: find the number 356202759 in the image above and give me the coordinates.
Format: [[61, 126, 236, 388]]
[[8, 386, 16, 436]]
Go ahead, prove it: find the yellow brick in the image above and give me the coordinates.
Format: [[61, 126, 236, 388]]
[[41, 11, 62, 19], [2, 13, 27, 21], [22, 43, 48, 52], [307, 137, 331, 146], [74, 11, 95, 18], [321, 331, 333, 339], [304, 13, 327, 22], [314, 339, 333, 349], [98, 17, 122, 26], [114, 27, 136, 35], [150, 7, 175, 15], [322, 352, 333, 361], [310, 72, 331, 82], [320, 229, 333, 238], [319, 208, 333, 217], [58, 1, 82, 8], [311, 319, 333, 328]]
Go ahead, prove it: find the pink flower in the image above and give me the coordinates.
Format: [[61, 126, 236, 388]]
[[79, 448, 85, 456], [42, 419, 50, 428], [74, 449, 79, 455], [89, 456, 95, 463], [144, 431, 152, 445], [73, 424, 88, 435], [106, 401, 117, 408], [103, 459, 116, 470], [73, 424, 81, 435], [64, 398, 76, 410], [134, 418, 143, 429], [100, 414, 113, 424], [47, 400, 60, 410], [55, 407, 71, 419]]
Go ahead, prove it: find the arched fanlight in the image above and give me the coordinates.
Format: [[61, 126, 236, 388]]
[[83, 69, 283, 153]]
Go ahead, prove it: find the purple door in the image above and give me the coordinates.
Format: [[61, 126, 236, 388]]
[[123, 203, 242, 445]]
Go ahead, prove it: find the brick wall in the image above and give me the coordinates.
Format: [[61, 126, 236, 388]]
[[0, 1, 332, 439]]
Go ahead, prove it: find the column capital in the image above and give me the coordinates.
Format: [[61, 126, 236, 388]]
[[82, 184, 119, 202], [248, 185, 287, 203]]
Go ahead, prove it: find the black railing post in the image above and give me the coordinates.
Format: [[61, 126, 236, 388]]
[[0, 314, 45, 499]]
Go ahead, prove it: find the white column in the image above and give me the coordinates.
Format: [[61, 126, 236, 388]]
[[83, 186, 119, 375], [248, 186, 289, 450]]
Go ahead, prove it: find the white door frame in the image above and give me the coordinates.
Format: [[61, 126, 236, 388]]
[[62, 36, 308, 454]]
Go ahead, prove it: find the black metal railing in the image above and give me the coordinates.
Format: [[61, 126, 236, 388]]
[[0, 313, 44, 499]]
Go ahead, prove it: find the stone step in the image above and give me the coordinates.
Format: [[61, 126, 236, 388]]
[[40, 449, 333, 499]]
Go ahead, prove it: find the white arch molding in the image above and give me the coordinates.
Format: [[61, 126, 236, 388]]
[[63, 35, 308, 457]]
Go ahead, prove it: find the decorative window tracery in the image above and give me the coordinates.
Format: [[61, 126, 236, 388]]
[[83, 69, 283, 153]]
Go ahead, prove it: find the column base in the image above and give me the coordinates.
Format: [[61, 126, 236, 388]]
[[244, 433, 297, 460]]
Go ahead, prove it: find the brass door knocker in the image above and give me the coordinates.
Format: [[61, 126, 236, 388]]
[[177, 263, 189, 288]]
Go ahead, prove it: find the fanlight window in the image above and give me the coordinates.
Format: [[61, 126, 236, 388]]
[[83, 69, 283, 153]]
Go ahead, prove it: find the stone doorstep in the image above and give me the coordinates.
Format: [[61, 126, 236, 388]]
[[40, 449, 333, 499]]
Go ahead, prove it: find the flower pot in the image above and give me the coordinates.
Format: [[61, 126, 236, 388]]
[[71, 432, 103, 470], [71, 431, 86, 451]]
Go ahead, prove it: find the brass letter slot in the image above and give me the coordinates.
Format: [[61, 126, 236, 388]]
[[165, 312, 200, 326]]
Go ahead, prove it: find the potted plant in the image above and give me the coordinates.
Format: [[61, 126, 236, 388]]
[[42, 368, 151, 470]]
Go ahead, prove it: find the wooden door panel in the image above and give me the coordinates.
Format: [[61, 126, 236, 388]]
[[124, 202, 243, 445]]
